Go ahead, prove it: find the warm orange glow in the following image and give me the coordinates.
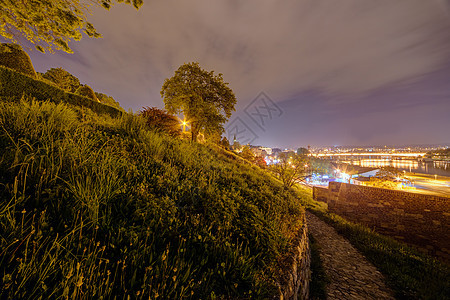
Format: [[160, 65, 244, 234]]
[[178, 116, 189, 132]]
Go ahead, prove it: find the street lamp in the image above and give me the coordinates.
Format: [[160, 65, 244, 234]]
[[180, 116, 189, 132]]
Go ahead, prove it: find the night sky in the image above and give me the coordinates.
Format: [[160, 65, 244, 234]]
[[20, 0, 450, 148]]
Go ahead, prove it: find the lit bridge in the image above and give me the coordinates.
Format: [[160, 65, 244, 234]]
[[312, 152, 427, 159]]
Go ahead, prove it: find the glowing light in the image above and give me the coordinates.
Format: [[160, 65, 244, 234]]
[[314, 152, 426, 158], [178, 116, 189, 132]]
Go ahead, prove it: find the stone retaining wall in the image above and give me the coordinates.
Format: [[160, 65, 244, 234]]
[[278, 214, 311, 300], [316, 182, 450, 261], [312, 186, 329, 203]]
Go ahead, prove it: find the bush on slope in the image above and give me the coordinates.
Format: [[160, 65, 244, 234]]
[[0, 43, 36, 78]]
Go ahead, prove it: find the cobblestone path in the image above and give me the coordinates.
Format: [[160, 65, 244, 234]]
[[306, 211, 395, 300]]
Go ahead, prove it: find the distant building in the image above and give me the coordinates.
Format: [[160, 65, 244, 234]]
[[352, 169, 380, 178], [350, 168, 380, 185], [251, 148, 267, 157], [259, 147, 272, 155], [272, 148, 282, 154]]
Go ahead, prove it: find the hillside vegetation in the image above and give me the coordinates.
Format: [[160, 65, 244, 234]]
[[0, 65, 122, 118], [0, 98, 304, 298], [0, 43, 123, 118]]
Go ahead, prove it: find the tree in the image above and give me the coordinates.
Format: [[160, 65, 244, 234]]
[[161, 62, 236, 142], [297, 147, 310, 156], [240, 145, 255, 162], [235, 145, 266, 168], [0, 0, 143, 53], [270, 153, 308, 189], [309, 157, 333, 176], [219, 137, 230, 149], [42, 67, 81, 92], [204, 131, 222, 144], [254, 156, 267, 169], [140, 107, 181, 136]]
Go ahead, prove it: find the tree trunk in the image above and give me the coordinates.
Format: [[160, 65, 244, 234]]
[[191, 123, 198, 142]]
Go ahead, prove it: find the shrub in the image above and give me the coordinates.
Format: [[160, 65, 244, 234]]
[[95, 92, 124, 111], [140, 106, 181, 136], [0, 43, 36, 78], [75, 84, 97, 101]]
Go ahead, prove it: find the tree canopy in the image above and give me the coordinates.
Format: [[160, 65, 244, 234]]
[[0, 0, 143, 53], [297, 147, 310, 156], [270, 153, 308, 189], [42, 67, 81, 92], [219, 136, 230, 149], [161, 62, 236, 142], [309, 157, 333, 176]]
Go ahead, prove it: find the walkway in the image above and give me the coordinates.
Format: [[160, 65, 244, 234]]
[[306, 211, 395, 300]]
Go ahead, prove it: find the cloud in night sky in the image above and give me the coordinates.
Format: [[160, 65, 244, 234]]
[[22, 0, 450, 146]]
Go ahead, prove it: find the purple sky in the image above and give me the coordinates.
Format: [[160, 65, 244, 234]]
[[16, 0, 450, 147]]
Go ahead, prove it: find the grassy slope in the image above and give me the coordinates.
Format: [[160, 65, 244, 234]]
[[0, 99, 304, 299], [0, 65, 123, 118], [297, 187, 450, 300]]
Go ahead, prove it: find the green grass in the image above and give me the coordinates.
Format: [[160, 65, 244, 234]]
[[297, 188, 450, 300], [0, 98, 305, 298]]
